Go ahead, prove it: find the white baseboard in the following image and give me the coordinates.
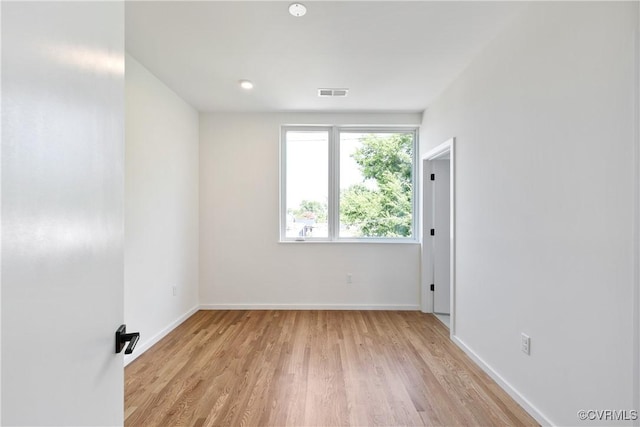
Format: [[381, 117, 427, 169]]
[[199, 303, 420, 311], [124, 305, 199, 367], [451, 335, 553, 426]]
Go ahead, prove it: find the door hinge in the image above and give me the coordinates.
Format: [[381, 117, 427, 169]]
[[430, 229, 435, 236], [430, 284, 435, 291], [430, 173, 435, 181]]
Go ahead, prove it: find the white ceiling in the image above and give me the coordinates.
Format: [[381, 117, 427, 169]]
[[125, 1, 527, 112]]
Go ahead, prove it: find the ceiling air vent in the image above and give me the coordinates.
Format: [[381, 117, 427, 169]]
[[318, 88, 349, 97]]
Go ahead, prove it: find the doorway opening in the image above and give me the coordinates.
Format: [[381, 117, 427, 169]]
[[421, 138, 455, 334]]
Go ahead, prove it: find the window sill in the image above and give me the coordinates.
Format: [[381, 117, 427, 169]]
[[278, 239, 420, 245]]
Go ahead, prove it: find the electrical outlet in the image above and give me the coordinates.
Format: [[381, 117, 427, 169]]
[[346, 273, 353, 284], [521, 333, 530, 355], [172, 286, 177, 297]]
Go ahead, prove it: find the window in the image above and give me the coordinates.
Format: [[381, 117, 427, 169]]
[[283, 129, 330, 239], [281, 126, 417, 241]]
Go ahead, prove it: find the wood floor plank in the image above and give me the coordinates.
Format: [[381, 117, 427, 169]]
[[125, 310, 539, 427]]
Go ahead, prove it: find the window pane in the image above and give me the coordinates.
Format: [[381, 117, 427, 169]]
[[285, 131, 329, 238], [339, 132, 413, 238]]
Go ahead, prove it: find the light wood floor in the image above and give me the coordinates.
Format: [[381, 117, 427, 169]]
[[125, 310, 538, 426]]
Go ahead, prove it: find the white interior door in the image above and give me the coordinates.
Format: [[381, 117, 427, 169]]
[[432, 159, 451, 314], [2, 2, 125, 425]]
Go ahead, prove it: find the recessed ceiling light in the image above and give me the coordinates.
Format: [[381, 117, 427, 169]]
[[288, 3, 307, 17], [239, 80, 254, 90]]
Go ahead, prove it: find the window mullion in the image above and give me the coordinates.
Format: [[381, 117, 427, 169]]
[[329, 126, 340, 241]]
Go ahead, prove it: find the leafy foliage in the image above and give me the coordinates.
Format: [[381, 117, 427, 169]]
[[340, 133, 413, 237], [291, 199, 327, 222]]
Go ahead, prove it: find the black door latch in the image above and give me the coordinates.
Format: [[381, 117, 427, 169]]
[[115, 325, 140, 354]]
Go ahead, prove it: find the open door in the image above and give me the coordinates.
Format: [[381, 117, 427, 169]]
[[432, 160, 451, 314], [421, 138, 455, 333], [2, 2, 125, 425]]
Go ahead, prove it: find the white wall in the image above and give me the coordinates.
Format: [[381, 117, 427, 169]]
[[422, 2, 638, 425], [636, 7, 640, 417], [124, 54, 199, 363], [2, 2, 125, 425], [1, 3, 4, 421], [200, 112, 421, 309]]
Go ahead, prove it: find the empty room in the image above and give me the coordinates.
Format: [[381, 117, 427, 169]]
[[2, 1, 639, 426]]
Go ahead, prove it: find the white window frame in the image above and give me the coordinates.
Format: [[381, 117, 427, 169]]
[[280, 125, 419, 243]]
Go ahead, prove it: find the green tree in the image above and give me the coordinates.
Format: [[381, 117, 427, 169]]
[[292, 199, 327, 222], [340, 133, 413, 237]]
